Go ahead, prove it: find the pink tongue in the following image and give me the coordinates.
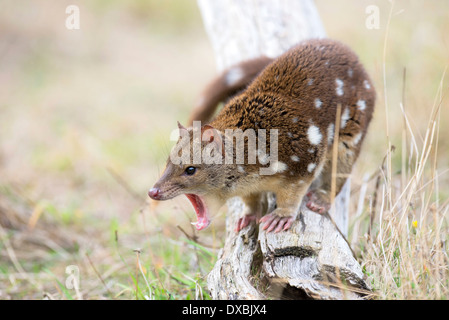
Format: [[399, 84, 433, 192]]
[[185, 194, 211, 230]]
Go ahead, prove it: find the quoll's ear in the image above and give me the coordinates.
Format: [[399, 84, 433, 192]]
[[177, 121, 188, 136], [201, 124, 225, 157]]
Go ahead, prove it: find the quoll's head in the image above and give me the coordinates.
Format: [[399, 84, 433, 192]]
[[148, 121, 226, 231], [148, 121, 226, 201]]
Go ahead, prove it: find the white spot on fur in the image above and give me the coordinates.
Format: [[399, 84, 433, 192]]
[[226, 67, 244, 86], [348, 68, 353, 77], [357, 99, 366, 111], [292, 117, 298, 123], [257, 149, 269, 165], [335, 78, 344, 96], [287, 132, 293, 138], [353, 132, 363, 145], [291, 155, 300, 162], [237, 165, 245, 173], [308, 79, 314, 86], [314, 98, 322, 109], [308, 148, 315, 153], [327, 123, 335, 145], [363, 80, 371, 89], [307, 125, 322, 145], [340, 107, 350, 129], [307, 163, 316, 173], [273, 161, 288, 173]]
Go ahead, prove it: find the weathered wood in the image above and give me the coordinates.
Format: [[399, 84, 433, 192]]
[[207, 199, 266, 300], [197, 0, 326, 72], [207, 194, 371, 300], [259, 202, 370, 299], [197, 0, 371, 300]]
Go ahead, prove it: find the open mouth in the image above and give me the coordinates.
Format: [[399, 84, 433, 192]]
[[185, 194, 211, 231]]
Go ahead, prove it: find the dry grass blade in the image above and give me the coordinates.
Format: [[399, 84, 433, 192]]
[[330, 103, 342, 205]]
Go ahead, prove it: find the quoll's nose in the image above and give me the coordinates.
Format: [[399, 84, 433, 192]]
[[148, 187, 161, 200]]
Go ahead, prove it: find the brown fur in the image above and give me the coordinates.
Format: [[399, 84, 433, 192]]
[[150, 38, 376, 233], [188, 56, 274, 125]]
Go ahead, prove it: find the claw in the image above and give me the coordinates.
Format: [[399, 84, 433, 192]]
[[260, 212, 295, 233], [306, 190, 331, 214], [235, 214, 257, 232]]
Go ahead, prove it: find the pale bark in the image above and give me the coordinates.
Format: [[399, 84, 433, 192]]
[[197, 0, 370, 300], [197, 0, 326, 72]]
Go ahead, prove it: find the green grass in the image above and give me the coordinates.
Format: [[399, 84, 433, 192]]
[[108, 232, 215, 300]]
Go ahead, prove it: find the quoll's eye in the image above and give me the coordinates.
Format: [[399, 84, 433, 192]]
[[184, 166, 196, 176]]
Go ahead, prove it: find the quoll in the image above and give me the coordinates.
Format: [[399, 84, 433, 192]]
[[149, 38, 376, 233]]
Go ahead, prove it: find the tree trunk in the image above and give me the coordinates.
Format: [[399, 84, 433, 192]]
[[197, 0, 371, 300]]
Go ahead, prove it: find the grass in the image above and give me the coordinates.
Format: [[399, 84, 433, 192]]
[[350, 0, 449, 299], [353, 69, 449, 299], [0, 0, 448, 299], [0, 187, 216, 299]]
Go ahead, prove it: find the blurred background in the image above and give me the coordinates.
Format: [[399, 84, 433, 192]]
[[0, 0, 448, 299]]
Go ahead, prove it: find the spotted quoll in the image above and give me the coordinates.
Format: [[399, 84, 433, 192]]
[[149, 38, 375, 233]]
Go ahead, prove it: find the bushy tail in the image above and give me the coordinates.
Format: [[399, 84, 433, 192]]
[[188, 56, 274, 125]]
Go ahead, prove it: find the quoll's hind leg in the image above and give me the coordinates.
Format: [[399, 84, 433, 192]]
[[306, 188, 331, 214], [259, 180, 310, 233], [306, 121, 365, 214], [235, 193, 264, 232]]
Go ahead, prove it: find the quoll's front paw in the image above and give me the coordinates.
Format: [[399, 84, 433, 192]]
[[306, 189, 331, 214], [259, 209, 296, 233]]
